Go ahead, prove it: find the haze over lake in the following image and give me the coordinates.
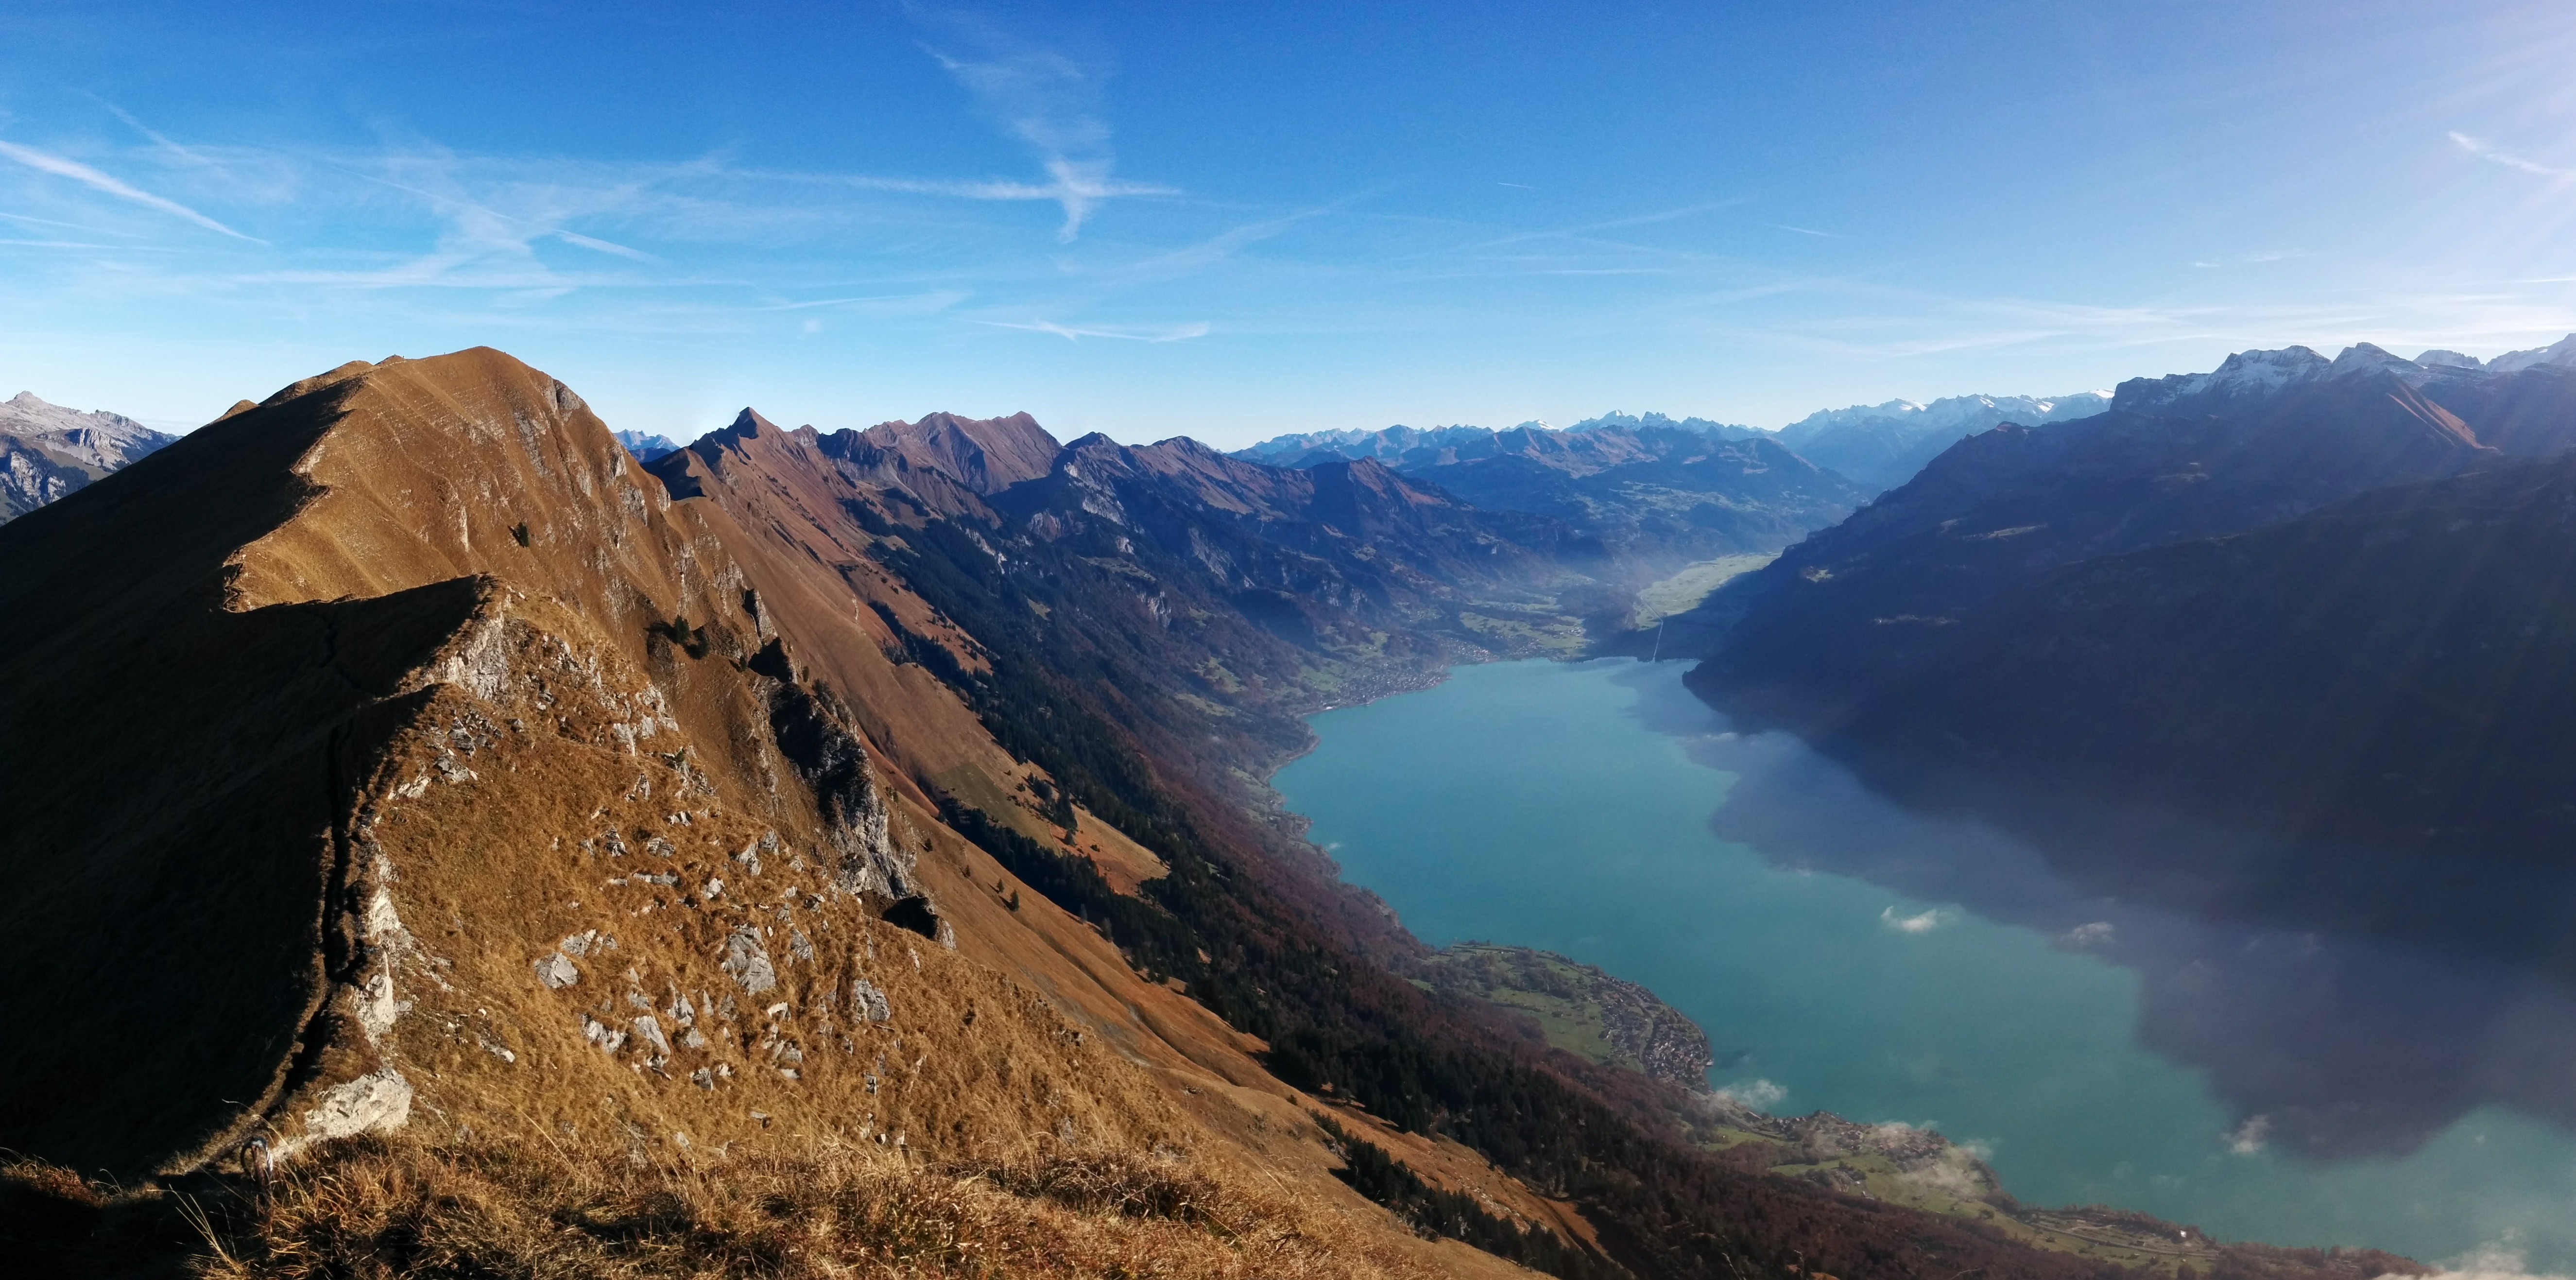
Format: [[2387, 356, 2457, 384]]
[[1272, 658, 2576, 1270]]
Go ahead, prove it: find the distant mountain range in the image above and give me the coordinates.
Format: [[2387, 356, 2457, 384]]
[[0, 392, 176, 522], [1772, 391, 2111, 491], [613, 429, 681, 460], [1235, 411, 1763, 469], [1235, 414, 1865, 572]]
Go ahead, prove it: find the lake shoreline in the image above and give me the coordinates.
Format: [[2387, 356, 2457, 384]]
[[1272, 658, 2576, 1271]]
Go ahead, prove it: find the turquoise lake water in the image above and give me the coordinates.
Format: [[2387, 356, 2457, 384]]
[[1269, 657, 2576, 1271]]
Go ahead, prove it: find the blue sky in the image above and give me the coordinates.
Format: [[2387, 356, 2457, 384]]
[[4, 0, 2575, 447]]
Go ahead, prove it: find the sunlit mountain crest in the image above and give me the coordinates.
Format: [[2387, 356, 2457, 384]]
[[2114, 334, 2576, 414]]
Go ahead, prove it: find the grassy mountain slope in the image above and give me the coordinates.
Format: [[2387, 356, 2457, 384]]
[[0, 350, 1539, 1279]]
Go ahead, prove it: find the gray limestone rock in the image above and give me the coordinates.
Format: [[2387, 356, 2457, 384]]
[[851, 977, 892, 1023], [534, 952, 581, 989], [722, 927, 777, 995]]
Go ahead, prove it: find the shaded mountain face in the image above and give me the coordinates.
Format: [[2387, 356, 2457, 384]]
[[1407, 432, 1868, 570], [655, 411, 1603, 732], [1818, 451, 2576, 954], [991, 432, 1598, 647], [1690, 338, 2576, 970], [1700, 362, 2525, 724], [1240, 419, 1867, 573], [0, 390, 176, 521], [1773, 391, 2112, 492]]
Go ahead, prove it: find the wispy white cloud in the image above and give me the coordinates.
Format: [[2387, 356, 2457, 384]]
[[983, 318, 1210, 343], [0, 209, 143, 236], [1476, 197, 1754, 251], [2451, 131, 2570, 178], [1880, 904, 1948, 934], [756, 291, 968, 312], [842, 169, 1174, 212], [1773, 224, 1843, 239], [911, 8, 1169, 240], [92, 98, 217, 169], [553, 229, 658, 262], [0, 139, 260, 241]]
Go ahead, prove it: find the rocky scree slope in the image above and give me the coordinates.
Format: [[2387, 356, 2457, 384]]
[[0, 349, 1550, 1280], [0, 390, 175, 521]]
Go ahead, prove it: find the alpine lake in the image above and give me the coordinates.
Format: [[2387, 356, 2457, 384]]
[[1271, 657, 2576, 1272]]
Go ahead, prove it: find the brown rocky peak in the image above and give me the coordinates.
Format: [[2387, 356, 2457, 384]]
[[855, 409, 1060, 495]]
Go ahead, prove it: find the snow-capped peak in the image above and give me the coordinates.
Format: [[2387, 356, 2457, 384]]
[[2490, 333, 2576, 373], [2326, 343, 2424, 381], [2112, 346, 2331, 413], [2416, 349, 2485, 370], [1779, 392, 2104, 440]]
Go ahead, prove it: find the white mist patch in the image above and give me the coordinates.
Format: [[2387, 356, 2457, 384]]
[[1880, 905, 1947, 934], [1718, 1078, 1787, 1110], [2227, 1114, 2273, 1156], [1899, 1142, 1995, 1200], [2396, 1243, 2576, 1280], [2060, 921, 2115, 948]]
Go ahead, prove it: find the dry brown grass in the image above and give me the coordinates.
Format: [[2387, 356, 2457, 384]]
[[4, 1132, 1460, 1280]]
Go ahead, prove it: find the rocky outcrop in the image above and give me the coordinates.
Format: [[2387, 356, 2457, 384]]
[[0, 390, 175, 521]]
